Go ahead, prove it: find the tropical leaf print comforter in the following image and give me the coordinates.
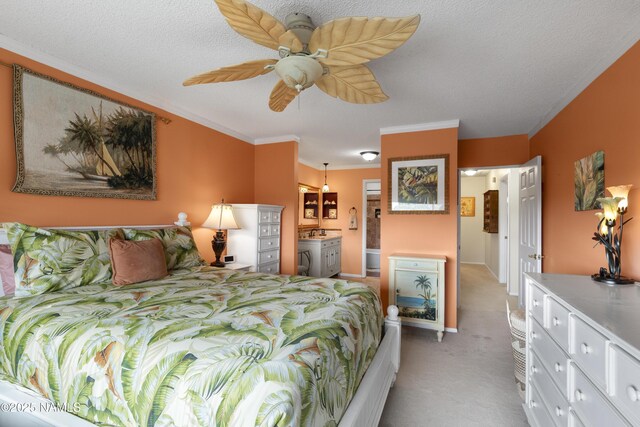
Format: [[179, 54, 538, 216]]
[[0, 267, 383, 427]]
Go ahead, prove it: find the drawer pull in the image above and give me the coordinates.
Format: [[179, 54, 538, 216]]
[[552, 316, 560, 326], [530, 365, 538, 374], [554, 406, 563, 417], [554, 362, 563, 373], [530, 331, 537, 340], [531, 400, 538, 408], [533, 299, 540, 307], [627, 385, 640, 402], [268, 242, 273, 246], [575, 389, 585, 402], [580, 343, 592, 355], [267, 255, 272, 259]]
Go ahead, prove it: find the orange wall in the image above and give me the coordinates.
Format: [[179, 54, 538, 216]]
[[458, 134, 529, 168], [530, 41, 640, 279], [320, 168, 381, 276], [381, 127, 459, 328], [299, 163, 323, 188], [0, 48, 255, 262], [255, 142, 299, 275]]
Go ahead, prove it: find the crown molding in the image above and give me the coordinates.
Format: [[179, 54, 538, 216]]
[[0, 34, 253, 143], [528, 26, 640, 138], [253, 135, 300, 145], [298, 158, 381, 171], [380, 119, 460, 135]]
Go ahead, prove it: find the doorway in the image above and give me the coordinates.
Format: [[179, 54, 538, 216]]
[[362, 179, 381, 278]]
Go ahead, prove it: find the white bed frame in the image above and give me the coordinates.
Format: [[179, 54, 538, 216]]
[[0, 222, 401, 427]]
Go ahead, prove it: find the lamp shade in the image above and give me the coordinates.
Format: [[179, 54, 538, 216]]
[[607, 184, 633, 210], [202, 202, 239, 230]]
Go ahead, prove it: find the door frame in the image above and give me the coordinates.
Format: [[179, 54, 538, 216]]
[[456, 165, 520, 310], [361, 179, 381, 277]]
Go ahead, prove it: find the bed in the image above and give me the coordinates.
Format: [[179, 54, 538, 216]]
[[0, 223, 400, 427]]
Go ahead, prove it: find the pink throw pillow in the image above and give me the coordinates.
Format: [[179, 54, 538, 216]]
[[108, 238, 168, 286], [0, 245, 15, 296]]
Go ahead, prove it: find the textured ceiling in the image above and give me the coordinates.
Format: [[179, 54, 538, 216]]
[[1, 0, 640, 168]]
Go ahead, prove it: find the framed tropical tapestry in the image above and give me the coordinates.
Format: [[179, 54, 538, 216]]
[[388, 154, 449, 214], [574, 150, 604, 211], [12, 65, 157, 200]]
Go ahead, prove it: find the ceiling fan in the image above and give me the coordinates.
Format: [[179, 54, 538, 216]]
[[183, 0, 421, 112]]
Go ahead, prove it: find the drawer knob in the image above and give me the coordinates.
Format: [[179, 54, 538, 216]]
[[552, 316, 560, 326], [268, 242, 273, 246], [574, 389, 585, 402], [533, 299, 539, 307], [530, 400, 538, 408], [554, 362, 563, 373], [530, 365, 538, 374], [268, 255, 272, 259], [554, 406, 563, 417], [627, 385, 640, 402], [530, 331, 537, 340], [580, 343, 592, 355]]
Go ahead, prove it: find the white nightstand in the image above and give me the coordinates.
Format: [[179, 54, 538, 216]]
[[212, 263, 252, 272]]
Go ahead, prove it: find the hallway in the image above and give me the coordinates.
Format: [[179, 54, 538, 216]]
[[379, 263, 527, 426]]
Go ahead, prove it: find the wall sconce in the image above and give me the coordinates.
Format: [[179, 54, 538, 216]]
[[202, 199, 239, 267], [322, 162, 330, 193], [592, 184, 634, 284], [360, 151, 379, 161]]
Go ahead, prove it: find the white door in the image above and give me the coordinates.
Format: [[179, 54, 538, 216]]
[[518, 156, 542, 307]]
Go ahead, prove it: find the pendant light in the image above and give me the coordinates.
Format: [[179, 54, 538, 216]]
[[322, 162, 330, 193]]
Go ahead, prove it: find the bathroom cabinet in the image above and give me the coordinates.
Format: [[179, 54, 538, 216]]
[[298, 237, 341, 278]]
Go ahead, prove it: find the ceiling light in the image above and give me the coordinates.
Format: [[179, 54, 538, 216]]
[[322, 162, 330, 193], [464, 170, 478, 176], [360, 151, 379, 161]]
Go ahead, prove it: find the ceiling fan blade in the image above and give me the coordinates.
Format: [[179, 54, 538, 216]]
[[269, 80, 298, 112], [214, 0, 286, 50], [183, 59, 277, 86], [316, 65, 388, 104], [278, 30, 304, 53], [309, 15, 420, 66]]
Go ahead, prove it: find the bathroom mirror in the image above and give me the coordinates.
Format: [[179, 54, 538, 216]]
[[299, 183, 320, 229]]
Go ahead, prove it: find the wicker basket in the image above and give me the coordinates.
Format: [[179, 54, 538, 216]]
[[506, 300, 526, 400]]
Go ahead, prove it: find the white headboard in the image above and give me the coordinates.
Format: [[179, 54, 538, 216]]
[[0, 212, 192, 246]]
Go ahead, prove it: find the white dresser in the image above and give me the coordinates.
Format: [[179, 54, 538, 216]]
[[298, 237, 341, 278], [227, 204, 284, 274], [525, 273, 640, 427], [388, 254, 446, 342]]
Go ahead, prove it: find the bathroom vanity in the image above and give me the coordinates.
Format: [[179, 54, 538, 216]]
[[298, 236, 342, 278]]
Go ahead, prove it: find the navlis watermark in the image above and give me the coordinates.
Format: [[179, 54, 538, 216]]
[[0, 401, 81, 412]]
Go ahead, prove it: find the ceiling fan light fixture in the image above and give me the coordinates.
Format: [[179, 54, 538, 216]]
[[274, 56, 324, 91], [360, 151, 379, 161]]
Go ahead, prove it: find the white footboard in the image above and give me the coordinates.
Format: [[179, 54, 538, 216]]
[[338, 305, 401, 427]]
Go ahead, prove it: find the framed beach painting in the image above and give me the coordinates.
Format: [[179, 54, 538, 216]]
[[388, 154, 449, 214], [460, 197, 475, 216], [574, 150, 604, 211], [12, 65, 157, 200]]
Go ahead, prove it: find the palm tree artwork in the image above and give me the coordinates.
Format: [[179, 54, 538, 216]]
[[398, 274, 437, 321], [398, 165, 438, 205]]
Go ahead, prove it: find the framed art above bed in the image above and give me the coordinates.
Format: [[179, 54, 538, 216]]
[[11, 65, 157, 200]]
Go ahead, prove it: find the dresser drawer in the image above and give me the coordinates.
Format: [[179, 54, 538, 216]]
[[531, 318, 569, 397], [321, 239, 340, 248], [570, 314, 608, 387], [569, 362, 629, 427], [259, 225, 272, 237], [258, 210, 272, 223], [270, 225, 280, 236], [258, 261, 279, 274], [529, 382, 555, 427], [547, 296, 570, 352], [569, 410, 585, 427], [528, 282, 545, 325], [530, 351, 570, 427], [394, 259, 439, 271], [259, 249, 279, 265], [610, 344, 640, 424], [271, 211, 281, 223], [258, 237, 279, 251]]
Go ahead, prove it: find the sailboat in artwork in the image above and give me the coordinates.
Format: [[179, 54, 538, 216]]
[[80, 142, 121, 181]]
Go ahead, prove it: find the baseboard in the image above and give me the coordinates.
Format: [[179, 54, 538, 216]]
[[460, 262, 485, 265], [445, 327, 458, 333]]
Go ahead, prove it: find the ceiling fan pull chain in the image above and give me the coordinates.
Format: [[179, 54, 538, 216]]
[[298, 93, 301, 111]]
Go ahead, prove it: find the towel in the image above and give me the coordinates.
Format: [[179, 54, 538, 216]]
[[349, 208, 358, 230]]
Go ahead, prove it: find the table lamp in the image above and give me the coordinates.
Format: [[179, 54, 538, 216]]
[[202, 199, 239, 267]]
